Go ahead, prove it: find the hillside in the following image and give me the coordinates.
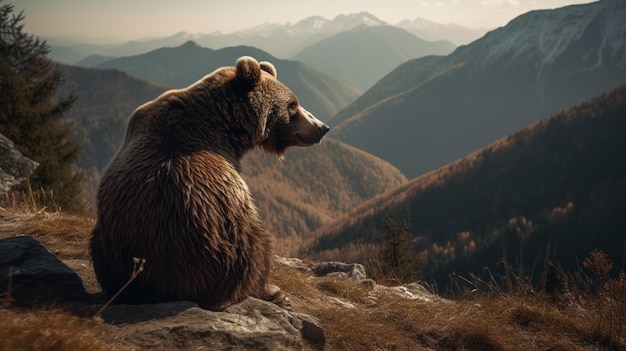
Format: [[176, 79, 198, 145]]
[[56, 64, 169, 199], [57, 64, 406, 255], [243, 139, 407, 254], [306, 82, 626, 289], [91, 42, 360, 122], [292, 25, 455, 91], [329, 0, 626, 179]]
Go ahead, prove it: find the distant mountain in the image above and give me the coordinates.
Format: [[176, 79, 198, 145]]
[[93, 42, 361, 122], [306, 82, 626, 287], [45, 38, 117, 65], [56, 64, 406, 255], [76, 54, 116, 67], [330, 0, 626, 178], [292, 25, 455, 92], [48, 12, 390, 63], [396, 17, 487, 45]]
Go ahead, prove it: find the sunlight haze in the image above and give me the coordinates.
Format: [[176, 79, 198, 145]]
[[15, 0, 595, 43]]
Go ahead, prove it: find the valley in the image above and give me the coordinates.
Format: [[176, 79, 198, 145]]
[[49, 0, 626, 287]]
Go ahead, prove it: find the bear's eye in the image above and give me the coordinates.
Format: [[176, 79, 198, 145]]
[[288, 102, 298, 112]]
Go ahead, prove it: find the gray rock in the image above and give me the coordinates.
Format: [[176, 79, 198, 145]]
[[0, 235, 91, 306], [97, 298, 325, 351], [0, 133, 38, 193], [310, 261, 367, 281]]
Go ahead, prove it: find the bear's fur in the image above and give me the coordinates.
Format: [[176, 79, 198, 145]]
[[90, 56, 329, 310]]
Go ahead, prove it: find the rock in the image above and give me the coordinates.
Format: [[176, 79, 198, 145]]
[[0, 236, 91, 306], [371, 282, 445, 303], [310, 261, 367, 281], [0, 133, 38, 194], [275, 256, 312, 273], [96, 298, 325, 351]]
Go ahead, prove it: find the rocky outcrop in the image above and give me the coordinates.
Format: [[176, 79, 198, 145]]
[[0, 133, 38, 194], [278, 257, 444, 303], [97, 299, 324, 351]]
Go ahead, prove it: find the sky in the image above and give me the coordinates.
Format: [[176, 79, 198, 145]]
[[15, 0, 595, 43]]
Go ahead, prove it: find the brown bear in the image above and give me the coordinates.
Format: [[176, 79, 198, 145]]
[[90, 56, 329, 310]]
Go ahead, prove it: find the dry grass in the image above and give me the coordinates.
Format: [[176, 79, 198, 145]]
[[271, 261, 624, 351], [0, 307, 117, 351], [0, 207, 94, 260]]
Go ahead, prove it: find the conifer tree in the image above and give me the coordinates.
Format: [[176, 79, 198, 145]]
[[378, 213, 416, 284], [0, 1, 83, 211]]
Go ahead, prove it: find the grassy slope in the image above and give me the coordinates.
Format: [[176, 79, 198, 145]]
[[0, 207, 623, 350]]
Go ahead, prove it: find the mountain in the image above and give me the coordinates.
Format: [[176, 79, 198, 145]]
[[330, 0, 626, 179], [396, 17, 487, 45], [93, 41, 361, 122], [56, 64, 407, 255], [305, 82, 626, 287], [76, 54, 116, 67], [292, 25, 455, 92]]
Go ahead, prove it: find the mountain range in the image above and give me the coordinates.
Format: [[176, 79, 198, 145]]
[[330, 0, 626, 179], [90, 43, 360, 122], [305, 81, 626, 287], [46, 12, 481, 64]]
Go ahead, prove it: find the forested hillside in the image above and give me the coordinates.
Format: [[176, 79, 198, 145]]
[[56, 64, 169, 199], [243, 139, 407, 255], [305, 82, 626, 288]]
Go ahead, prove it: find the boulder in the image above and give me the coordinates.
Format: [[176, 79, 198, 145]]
[[0, 133, 38, 194], [96, 298, 324, 351], [310, 261, 367, 281], [0, 235, 91, 306]]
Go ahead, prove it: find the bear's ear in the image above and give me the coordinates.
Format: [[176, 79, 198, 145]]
[[235, 56, 262, 89], [259, 61, 277, 78]]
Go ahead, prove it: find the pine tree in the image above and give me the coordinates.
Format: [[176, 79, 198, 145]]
[[0, 1, 83, 211], [378, 213, 416, 284]]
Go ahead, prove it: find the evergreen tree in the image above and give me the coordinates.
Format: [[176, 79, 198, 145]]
[[378, 212, 416, 284], [0, 1, 83, 211]]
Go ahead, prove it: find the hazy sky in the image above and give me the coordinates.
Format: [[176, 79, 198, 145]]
[[15, 0, 594, 43]]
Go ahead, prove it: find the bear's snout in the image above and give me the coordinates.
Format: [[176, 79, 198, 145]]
[[288, 107, 329, 146], [320, 124, 330, 137]]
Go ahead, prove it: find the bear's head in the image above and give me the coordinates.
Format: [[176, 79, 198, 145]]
[[234, 56, 330, 157]]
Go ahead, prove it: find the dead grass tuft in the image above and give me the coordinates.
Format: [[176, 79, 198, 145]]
[[272, 258, 623, 351], [0, 207, 94, 260], [0, 307, 117, 351]]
